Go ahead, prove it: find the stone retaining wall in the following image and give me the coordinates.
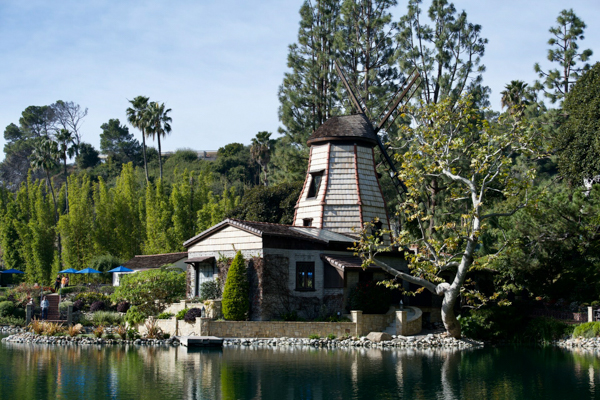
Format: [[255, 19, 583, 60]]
[[203, 320, 356, 338]]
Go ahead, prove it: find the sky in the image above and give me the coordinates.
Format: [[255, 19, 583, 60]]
[[0, 0, 599, 162]]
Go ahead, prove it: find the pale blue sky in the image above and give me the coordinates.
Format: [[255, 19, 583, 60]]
[[0, 0, 599, 161]]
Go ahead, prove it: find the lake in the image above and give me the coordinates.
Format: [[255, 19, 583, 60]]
[[1, 338, 599, 399]]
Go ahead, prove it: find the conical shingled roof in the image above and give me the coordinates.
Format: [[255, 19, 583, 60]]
[[307, 114, 378, 147]]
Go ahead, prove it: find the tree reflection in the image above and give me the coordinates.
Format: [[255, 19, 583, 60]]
[[0, 341, 598, 399]]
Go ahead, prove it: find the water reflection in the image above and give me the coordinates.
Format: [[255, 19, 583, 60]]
[[0, 341, 599, 399]]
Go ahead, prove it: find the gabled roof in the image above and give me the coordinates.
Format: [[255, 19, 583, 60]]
[[307, 114, 378, 146], [123, 252, 188, 270], [183, 218, 355, 248], [321, 254, 382, 271]]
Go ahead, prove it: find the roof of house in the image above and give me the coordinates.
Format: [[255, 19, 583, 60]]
[[321, 254, 382, 271], [123, 252, 188, 270], [183, 218, 356, 248], [307, 114, 378, 147]]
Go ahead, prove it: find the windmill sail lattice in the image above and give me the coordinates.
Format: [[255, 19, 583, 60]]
[[334, 60, 420, 195]]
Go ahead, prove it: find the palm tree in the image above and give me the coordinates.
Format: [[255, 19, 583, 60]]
[[55, 129, 76, 213], [250, 131, 273, 186], [500, 80, 534, 114], [144, 102, 172, 180], [30, 136, 60, 221], [126, 96, 150, 183]]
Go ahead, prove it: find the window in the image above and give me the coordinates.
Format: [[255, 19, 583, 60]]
[[296, 262, 315, 290], [306, 171, 323, 198], [302, 218, 313, 227]]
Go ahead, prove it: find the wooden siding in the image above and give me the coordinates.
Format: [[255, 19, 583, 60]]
[[187, 225, 262, 252]]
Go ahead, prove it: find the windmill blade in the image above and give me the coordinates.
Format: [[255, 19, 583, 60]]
[[334, 60, 368, 115], [374, 69, 420, 134], [372, 69, 421, 195]]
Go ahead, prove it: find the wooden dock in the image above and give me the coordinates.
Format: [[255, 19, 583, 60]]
[[177, 336, 224, 348]]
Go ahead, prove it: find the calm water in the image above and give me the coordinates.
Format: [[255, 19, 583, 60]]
[[1, 337, 599, 399]]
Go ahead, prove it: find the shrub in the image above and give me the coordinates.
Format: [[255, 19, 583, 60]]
[[573, 322, 600, 338], [592, 301, 600, 308], [116, 325, 127, 339], [29, 319, 44, 335], [58, 286, 87, 296], [125, 306, 147, 325], [309, 334, 320, 340], [0, 301, 15, 318], [116, 301, 130, 313], [144, 318, 164, 339], [346, 281, 392, 314], [90, 301, 106, 312], [0, 316, 25, 326], [99, 286, 115, 295], [183, 308, 203, 323], [157, 312, 174, 319], [67, 324, 83, 337], [59, 301, 73, 313], [523, 317, 573, 343], [126, 328, 140, 340], [93, 326, 104, 338], [43, 322, 64, 336], [73, 300, 85, 312], [327, 334, 336, 340], [111, 269, 186, 316], [74, 292, 110, 306], [199, 279, 222, 301], [92, 311, 123, 326], [176, 308, 189, 320], [222, 251, 249, 321]]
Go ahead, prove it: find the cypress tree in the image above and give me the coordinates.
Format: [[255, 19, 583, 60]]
[[222, 251, 249, 321]]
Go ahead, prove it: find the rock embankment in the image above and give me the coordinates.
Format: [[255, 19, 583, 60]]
[[1, 332, 180, 347], [555, 337, 600, 348], [224, 333, 484, 349]]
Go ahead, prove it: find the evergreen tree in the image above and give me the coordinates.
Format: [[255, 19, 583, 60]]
[[396, 0, 488, 106], [534, 9, 593, 104], [275, 0, 341, 183], [0, 194, 23, 271], [222, 251, 249, 321]]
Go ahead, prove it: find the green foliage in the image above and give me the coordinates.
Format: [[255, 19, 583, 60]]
[[100, 119, 142, 166], [124, 306, 147, 326], [126, 328, 140, 340], [227, 182, 302, 224], [175, 308, 188, 321], [76, 142, 100, 169], [522, 318, 573, 343], [534, 9, 593, 104], [198, 279, 222, 302], [222, 252, 249, 321], [346, 281, 392, 314], [156, 312, 174, 319], [58, 301, 73, 312], [88, 254, 122, 273], [0, 316, 26, 326], [308, 334, 320, 340], [91, 311, 123, 326], [58, 286, 87, 296], [555, 62, 600, 183], [0, 301, 15, 317], [326, 334, 336, 340], [573, 322, 600, 339], [74, 292, 111, 306], [111, 269, 185, 315]]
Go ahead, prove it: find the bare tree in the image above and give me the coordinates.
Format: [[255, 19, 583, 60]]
[[52, 100, 88, 155]]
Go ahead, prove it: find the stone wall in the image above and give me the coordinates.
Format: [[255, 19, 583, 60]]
[[396, 307, 422, 336], [202, 320, 356, 338]]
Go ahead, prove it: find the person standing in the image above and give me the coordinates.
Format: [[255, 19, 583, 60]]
[[65, 275, 69, 287], [41, 296, 49, 320], [54, 276, 61, 293], [61, 275, 67, 289]]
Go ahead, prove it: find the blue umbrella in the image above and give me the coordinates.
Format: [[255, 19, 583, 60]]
[[2, 269, 24, 274], [77, 268, 102, 274], [107, 266, 134, 273], [59, 268, 79, 274]]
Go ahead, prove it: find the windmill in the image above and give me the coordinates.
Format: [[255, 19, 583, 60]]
[[333, 60, 421, 195]]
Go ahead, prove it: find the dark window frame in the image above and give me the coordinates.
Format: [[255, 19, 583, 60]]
[[302, 218, 313, 227], [296, 261, 316, 291], [306, 171, 324, 199]]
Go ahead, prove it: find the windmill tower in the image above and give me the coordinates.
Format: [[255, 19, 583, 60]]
[[293, 61, 420, 242]]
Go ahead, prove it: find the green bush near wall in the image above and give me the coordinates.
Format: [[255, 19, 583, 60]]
[[222, 251, 249, 321]]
